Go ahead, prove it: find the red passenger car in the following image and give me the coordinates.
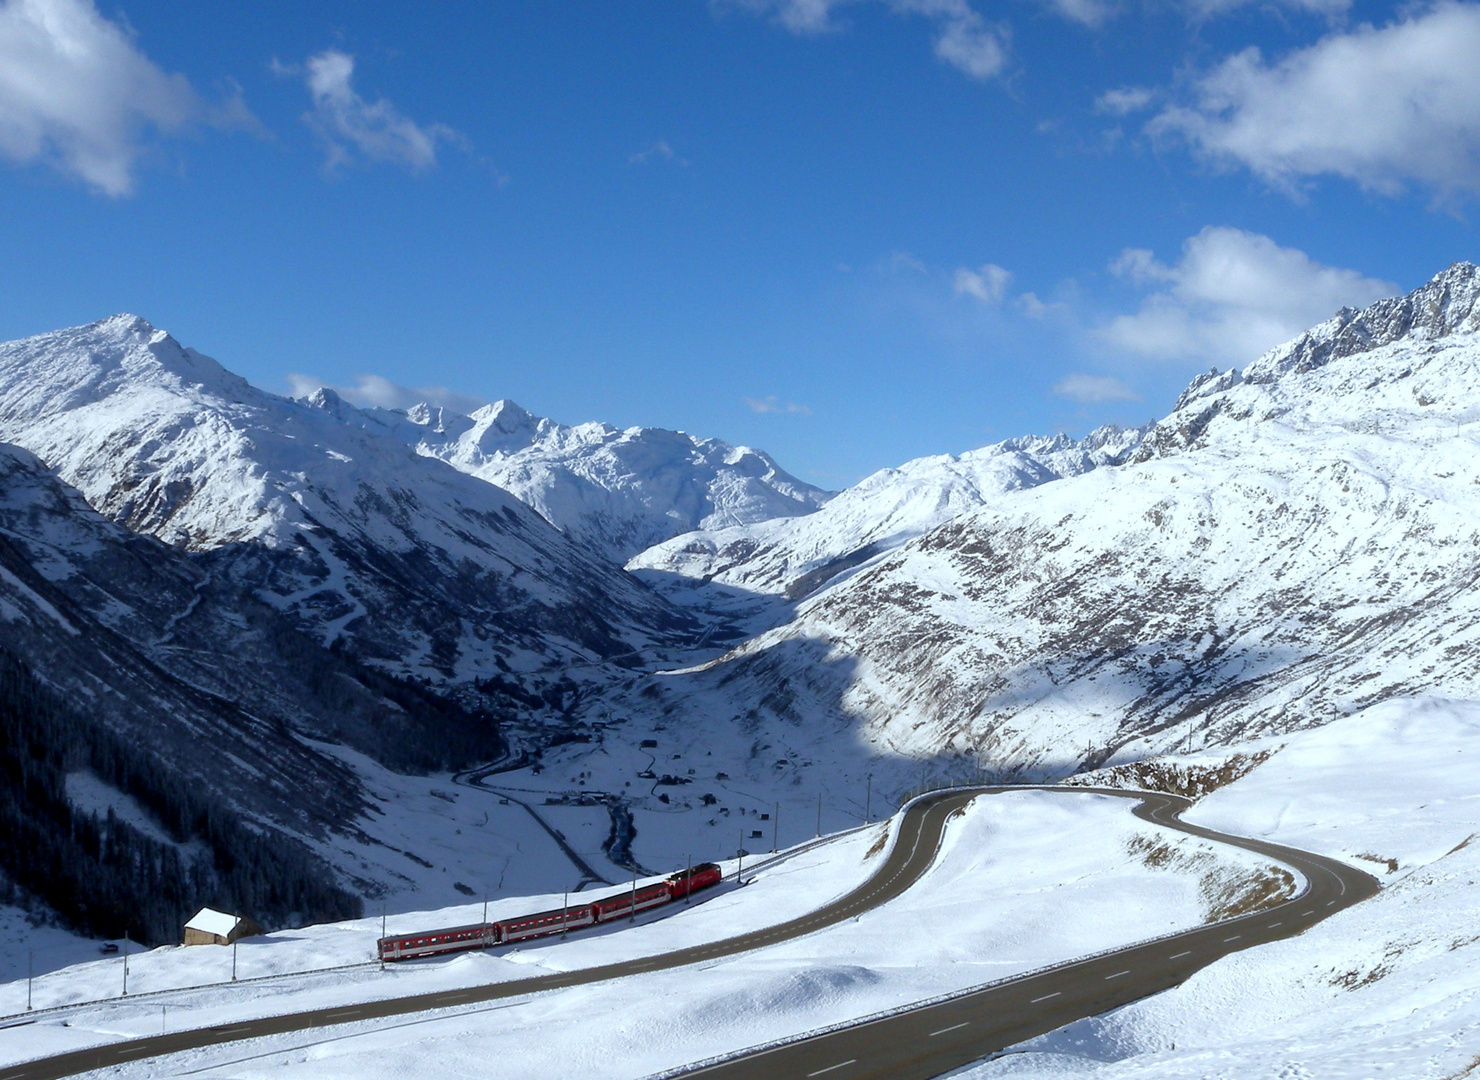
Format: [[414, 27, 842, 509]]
[[498, 904, 595, 943], [377, 922, 497, 961]]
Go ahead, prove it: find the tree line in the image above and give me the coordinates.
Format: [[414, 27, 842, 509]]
[[0, 649, 362, 946]]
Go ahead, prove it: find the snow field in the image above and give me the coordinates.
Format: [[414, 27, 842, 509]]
[[955, 697, 1480, 1080], [0, 788, 1292, 1080]]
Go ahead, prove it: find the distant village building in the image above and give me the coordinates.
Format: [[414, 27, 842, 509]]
[[183, 907, 261, 946]]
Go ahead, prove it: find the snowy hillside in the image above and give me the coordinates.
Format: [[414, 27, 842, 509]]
[[964, 696, 1480, 1080], [630, 263, 1480, 781], [0, 439, 381, 821], [347, 397, 832, 563], [0, 316, 697, 691], [628, 425, 1145, 607]]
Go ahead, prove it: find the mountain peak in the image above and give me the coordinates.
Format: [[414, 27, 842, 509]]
[[1242, 260, 1480, 385]]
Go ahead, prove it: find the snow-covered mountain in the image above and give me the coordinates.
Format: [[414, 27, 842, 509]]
[[0, 316, 698, 694], [344, 398, 832, 563], [630, 263, 1480, 781], [628, 425, 1146, 604]]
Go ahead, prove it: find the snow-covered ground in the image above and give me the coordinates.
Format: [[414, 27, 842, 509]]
[[956, 696, 1480, 1080], [0, 789, 1284, 1079]]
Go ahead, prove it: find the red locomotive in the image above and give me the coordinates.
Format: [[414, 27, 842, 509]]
[[377, 862, 723, 962]]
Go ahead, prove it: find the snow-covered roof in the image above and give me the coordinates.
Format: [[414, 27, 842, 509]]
[[185, 907, 241, 937]]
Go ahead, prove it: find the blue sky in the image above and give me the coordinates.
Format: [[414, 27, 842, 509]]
[[0, 0, 1477, 487]]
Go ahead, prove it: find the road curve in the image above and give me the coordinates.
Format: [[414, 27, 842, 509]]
[[669, 786, 1380, 1080], [0, 787, 1376, 1080]]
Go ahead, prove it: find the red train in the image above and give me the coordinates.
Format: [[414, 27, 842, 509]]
[[377, 863, 723, 962]]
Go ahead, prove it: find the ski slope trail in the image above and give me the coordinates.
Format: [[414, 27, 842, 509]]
[[0, 788, 1377, 1080]]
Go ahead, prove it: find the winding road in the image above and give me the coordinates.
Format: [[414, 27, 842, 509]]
[[0, 786, 1377, 1080]]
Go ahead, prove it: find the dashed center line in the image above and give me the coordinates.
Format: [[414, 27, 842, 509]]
[[929, 1022, 970, 1037], [1169, 950, 1192, 959], [807, 1060, 858, 1077], [1030, 991, 1061, 1003], [1104, 970, 1130, 980], [1268, 921, 1282, 928], [1224, 935, 1241, 942]]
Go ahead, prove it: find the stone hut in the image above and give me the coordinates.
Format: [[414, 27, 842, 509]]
[[183, 907, 261, 946]]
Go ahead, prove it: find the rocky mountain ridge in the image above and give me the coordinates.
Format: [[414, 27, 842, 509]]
[[627, 422, 1147, 606], [634, 263, 1480, 784], [0, 316, 698, 696], [339, 395, 833, 563]]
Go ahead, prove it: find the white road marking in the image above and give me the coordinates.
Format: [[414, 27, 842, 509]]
[[1105, 970, 1130, 980], [929, 1022, 970, 1037], [1224, 935, 1241, 942], [807, 1060, 858, 1076], [1169, 950, 1192, 959], [1268, 922, 1282, 928], [1030, 992, 1061, 1003]]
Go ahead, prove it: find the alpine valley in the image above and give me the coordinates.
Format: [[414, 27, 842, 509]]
[[3, 263, 1480, 992]]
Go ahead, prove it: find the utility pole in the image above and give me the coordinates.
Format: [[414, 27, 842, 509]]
[[122, 933, 129, 998], [737, 830, 744, 884], [684, 855, 691, 904], [772, 802, 779, 853], [629, 872, 637, 923], [162, 1005, 167, 1035], [26, 950, 32, 1011], [231, 939, 238, 982], [561, 891, 569, 939], [482, 894, 488, 924], [816, 792, 822, 837], [864, 775, 872, 824], [380, 906, 387, 971]]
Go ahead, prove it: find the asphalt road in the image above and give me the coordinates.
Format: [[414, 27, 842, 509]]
[[0, 786, 1377, 1080], [674, 787, 1380, 1080]]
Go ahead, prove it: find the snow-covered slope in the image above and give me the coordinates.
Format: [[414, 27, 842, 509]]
[[350, 398, 831, 563], [0, 316, 697, 690], [628, 425, 1146, 604], [962, 696, 1480, 1080], [647, 263, 1480, 779], [0, 439, 367, 825]]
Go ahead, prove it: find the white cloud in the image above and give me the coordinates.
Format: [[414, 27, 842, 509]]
[[1041, 0, 1119, 28], [1017, 291, 1064, 318], [291, 49, 461, 172], [746, 395, 812, 415], [0, 0, 204, 195], [628, 139, 688, 165], [1184, 0, 1349, 18], [953, 263, 1011, 304], [1149, 2, 1480, 201], [1101, 227, 1397, 367], [725, 0, 1007, 80], [1054, 374, 1140, 402], [1095, 86, 1154, 115], [286, 373, 487, 416]]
